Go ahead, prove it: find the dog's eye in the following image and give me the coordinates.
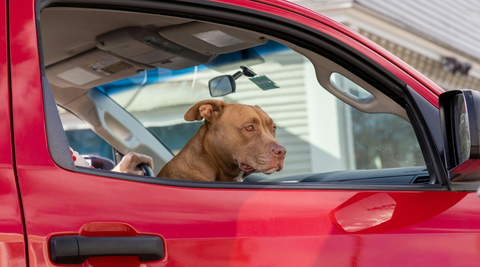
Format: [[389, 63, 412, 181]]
[[245, 125, 254, 131], [272, 126, 277, 133]]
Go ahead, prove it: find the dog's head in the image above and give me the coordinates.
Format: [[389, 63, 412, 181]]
[[185, 100, 286, 176]]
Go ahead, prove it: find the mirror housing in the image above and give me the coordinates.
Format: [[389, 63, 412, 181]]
[[209, 66, 256, 97], [209, 75, 236, 97], [439, 89, 480, 182]]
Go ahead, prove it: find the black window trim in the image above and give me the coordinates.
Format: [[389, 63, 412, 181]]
[[36, 0, 451, 191]]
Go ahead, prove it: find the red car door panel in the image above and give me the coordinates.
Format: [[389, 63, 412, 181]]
[[9, 0, 480, 266], [11, 168, 480, 266]]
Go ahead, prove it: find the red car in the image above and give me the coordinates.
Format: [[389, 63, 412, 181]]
[[3, 0, 480, 266]]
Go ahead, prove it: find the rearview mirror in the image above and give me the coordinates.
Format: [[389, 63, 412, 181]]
[[209, 75, 235, 97], [439, 89, 480, 182], [209, 66, 256, 97]]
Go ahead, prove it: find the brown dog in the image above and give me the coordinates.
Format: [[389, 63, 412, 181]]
[[158, 100, 286, 182]]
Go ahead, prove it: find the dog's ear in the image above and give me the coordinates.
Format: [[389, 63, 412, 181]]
[[184, 100, 227, 122]]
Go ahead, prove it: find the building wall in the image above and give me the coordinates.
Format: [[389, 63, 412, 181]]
[[359, 28, 480, 91], [291, 0, 480, 91]]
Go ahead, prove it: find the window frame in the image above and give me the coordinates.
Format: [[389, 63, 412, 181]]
[[36, 0, 450, 191]]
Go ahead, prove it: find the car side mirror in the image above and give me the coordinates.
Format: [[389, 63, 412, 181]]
[[439, 89, 480, 182]]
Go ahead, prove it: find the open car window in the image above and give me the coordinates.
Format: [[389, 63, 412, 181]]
[[44, 7, 428, 185], [59, 106, 115, 161], [103, 41, 425, 180]]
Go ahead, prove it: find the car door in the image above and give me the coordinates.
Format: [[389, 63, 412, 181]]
[[10, 0, 480, 266], [0, 1, 27, 266]]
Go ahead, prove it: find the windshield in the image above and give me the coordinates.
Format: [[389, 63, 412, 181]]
[[100, 40, 425, 178]]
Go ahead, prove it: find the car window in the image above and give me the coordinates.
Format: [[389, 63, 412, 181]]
[[44, 8, 426, 184], [58, 107, 116, 162], [102, 41, 425, 179]]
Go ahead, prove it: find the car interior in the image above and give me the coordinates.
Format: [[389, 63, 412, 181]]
[[40, 7, 431, 185]]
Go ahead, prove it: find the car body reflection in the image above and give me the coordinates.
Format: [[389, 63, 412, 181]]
[[330, 192, 468, 234]]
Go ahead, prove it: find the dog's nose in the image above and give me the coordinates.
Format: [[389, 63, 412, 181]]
[[272, 145, 287, 157]]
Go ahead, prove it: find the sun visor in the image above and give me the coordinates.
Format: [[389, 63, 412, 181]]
[[95, 27, 214, 70], [158, 22, 267, 55], [46, 49, 153, 89]]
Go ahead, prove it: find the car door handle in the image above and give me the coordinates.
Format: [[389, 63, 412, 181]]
[[49, 235, 164, 264]]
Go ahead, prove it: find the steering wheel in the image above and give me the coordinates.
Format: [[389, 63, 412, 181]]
[[139, 163, 155, 177]]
